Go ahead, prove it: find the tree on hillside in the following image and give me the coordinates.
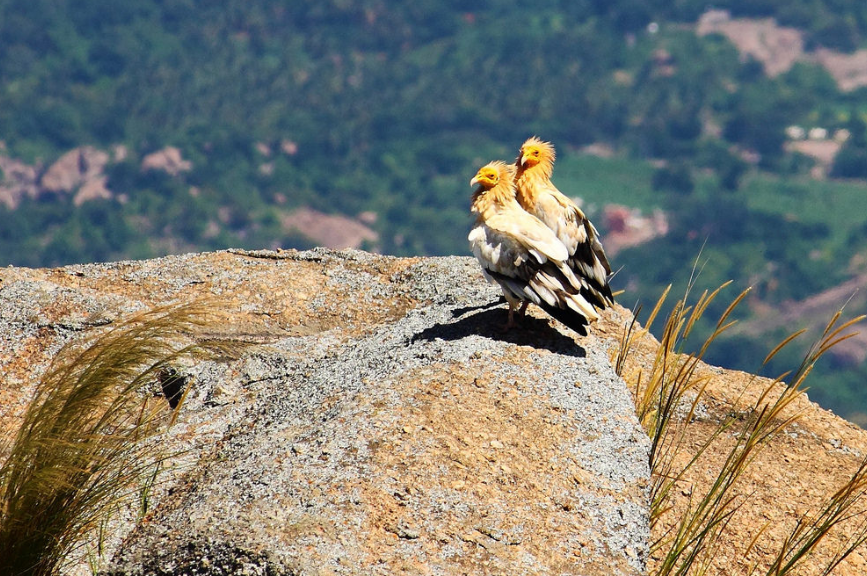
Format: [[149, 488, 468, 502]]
[[831, 113, 867, 179], [652, 161, 694, 195]]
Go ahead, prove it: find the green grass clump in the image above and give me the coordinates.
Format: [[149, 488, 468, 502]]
[[0, 301, 238, 576], [615, 282, 867, 575]]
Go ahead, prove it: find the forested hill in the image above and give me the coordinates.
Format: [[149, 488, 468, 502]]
[[4, 0, 867, 421]]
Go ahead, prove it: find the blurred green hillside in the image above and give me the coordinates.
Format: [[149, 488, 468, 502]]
[[3, 0, 867, 421]]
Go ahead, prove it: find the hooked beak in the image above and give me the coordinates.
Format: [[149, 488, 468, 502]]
[[520, 153, 529, 167], [470, 175, 479, 187]]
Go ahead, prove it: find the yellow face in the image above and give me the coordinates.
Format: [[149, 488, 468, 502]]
[[471, 166, 500, 188], [520, 144, 542, 167]]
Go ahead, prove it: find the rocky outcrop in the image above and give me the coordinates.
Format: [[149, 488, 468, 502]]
[[141, 146, 192, 175], [73, 175, 113, 206], [697, 9, 867, 91], [0, 146, 113, 208], [0, 249, 649, 575], [0, 154, 41, 209], [0, 144, 195, 211], [40, 146, 110, 195], [281, 207, 380, 250], [601, 205, 669, 257], [697, 11, 804, 77]]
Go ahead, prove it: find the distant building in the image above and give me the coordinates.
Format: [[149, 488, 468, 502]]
[[786, 125, 806, 140]]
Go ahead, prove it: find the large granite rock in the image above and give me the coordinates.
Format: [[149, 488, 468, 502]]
[[0, 249, 649, 575]]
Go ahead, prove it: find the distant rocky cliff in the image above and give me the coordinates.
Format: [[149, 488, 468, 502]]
[[0, 146, 380, 251], [0, 249, 649, 575]]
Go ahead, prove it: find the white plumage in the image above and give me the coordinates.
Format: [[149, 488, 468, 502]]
[[468, 160, 600, 333]]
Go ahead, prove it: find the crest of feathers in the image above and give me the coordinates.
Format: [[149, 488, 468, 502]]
[[517, 136, 555, 179], [470, 161, 516, 218]]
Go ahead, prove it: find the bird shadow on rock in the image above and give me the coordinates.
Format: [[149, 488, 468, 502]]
[[412, 303, 586, 358]]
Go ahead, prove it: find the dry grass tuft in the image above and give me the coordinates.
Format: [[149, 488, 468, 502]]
[[615, 283, 867, 576], [0, 301, 240, 576]]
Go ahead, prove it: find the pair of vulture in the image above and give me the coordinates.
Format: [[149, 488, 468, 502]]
[[469, 137, 613, 335]]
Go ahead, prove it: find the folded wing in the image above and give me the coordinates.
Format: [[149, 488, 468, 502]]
[[469, 207, 600, 335]]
